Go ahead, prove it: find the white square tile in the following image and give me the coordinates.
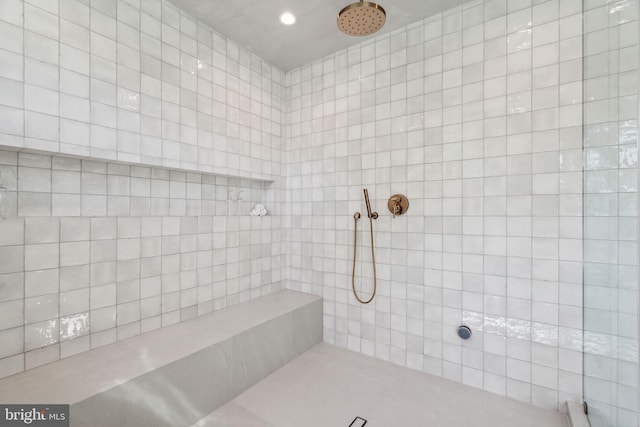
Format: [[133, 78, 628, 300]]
[[60, 241, 90, 266], [0, 0, 23, 26], [25, 218, 59, 244], [24, 4, 59, 40], [0, 21, 22, 56], [0, 299, 23, 329], [0, 327, 23, 358], [25, 294, 59, 324], [25, 268, 59, 297], [24, 319, 58, 351], [60, 289, 90, 316], [25, 243, 60, 271], [25, 31, 59, 65], [0, 105, 23, 136], [0, 218, 24, 246], [25, 111, 59, 141]]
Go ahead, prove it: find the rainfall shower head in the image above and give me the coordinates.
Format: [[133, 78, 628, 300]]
[[337, 0, 386, 36]]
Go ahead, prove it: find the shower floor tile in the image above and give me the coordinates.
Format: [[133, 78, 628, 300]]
[[194, 343, 569, 427]]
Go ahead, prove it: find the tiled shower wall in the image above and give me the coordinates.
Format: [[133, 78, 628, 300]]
[[0, 0, 285, 379], [0, 0, 283, 180], [0, 0, 637, 421], [285, 0, 584, 410], [0, 149, 283, 378], [582, 0, 639, 425]]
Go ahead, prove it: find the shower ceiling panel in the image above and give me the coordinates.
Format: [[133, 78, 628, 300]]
[[168, 0, 474, 70]]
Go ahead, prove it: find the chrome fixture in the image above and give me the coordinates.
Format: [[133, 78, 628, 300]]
[[337, 0, 386, 36], [388, 194, 409, 218], [351, 189, 378, 304]]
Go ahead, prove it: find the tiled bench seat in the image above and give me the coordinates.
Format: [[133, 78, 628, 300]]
[[0, 290, 323, 427]]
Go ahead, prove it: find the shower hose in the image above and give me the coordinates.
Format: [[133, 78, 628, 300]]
[[351, 212, 377, 304]]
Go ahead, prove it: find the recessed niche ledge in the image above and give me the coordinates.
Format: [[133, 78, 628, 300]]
[[0, 145, 277, 184]]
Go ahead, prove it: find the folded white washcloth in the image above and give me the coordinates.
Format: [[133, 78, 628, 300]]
[[249, 203, 267, 216]]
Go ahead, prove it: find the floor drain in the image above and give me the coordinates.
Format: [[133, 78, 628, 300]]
[[349, 416, 368, 427]]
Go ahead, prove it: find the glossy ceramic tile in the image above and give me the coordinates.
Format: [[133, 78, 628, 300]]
[[0, 0, 284, 179], [582, 0, 639, 425], [286, 0, 586, 413], [198, 343, 569, 427], [0, 0, 286, 377], [0, 148, 282, 379], [0, 0, 637, 424]]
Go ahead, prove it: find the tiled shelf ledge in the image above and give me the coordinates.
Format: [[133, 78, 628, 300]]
[[0, 146, 277, 184], [0, 290, 322, 427], [0, 148, 277, 218]]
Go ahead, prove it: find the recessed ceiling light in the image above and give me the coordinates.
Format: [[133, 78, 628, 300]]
[[280, 12, 296, 25]]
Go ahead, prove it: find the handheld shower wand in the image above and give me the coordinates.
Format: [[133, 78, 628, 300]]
[[363, 189, 378, 219], [352, 189, 378, 304]]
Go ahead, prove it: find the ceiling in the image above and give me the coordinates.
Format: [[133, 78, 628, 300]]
[[168, 0, 473, 71]]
